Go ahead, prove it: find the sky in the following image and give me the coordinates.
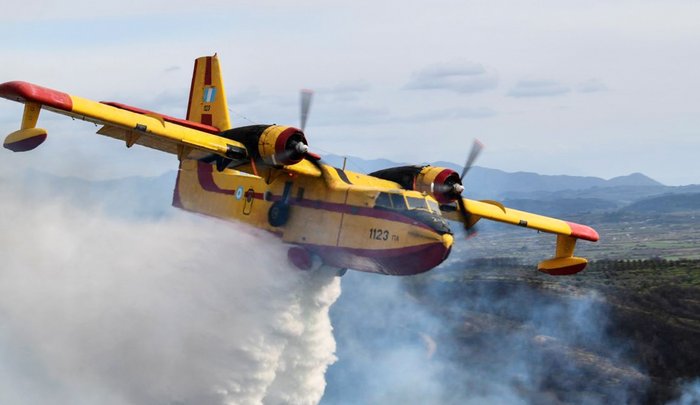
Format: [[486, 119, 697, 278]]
[[1, 0, 699, 185]]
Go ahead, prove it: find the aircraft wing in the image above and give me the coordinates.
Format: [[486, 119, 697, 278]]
[[442, 198, 600, 275], [0, 81, 247, 161]]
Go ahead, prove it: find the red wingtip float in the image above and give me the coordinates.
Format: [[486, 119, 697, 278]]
[[0, 54, 600, 277]]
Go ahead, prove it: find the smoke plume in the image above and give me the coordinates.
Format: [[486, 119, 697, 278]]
[[324, 255, 648, 404], [0, 185, 340, 405]]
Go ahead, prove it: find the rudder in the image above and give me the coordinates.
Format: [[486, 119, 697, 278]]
[[186, 54, 232, 131]]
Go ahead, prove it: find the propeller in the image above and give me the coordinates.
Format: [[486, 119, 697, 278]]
[[454, 139, 484, 236], [300, 89, 313, 132], [270, 89, 320, 166], [295, 88, 328, 182]]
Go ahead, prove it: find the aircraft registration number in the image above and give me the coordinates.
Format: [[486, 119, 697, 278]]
[[369, 228, 398, 241]]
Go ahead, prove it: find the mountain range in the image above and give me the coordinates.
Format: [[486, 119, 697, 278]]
[[325, 154, 700, 213], [3, 155, 699, 219]]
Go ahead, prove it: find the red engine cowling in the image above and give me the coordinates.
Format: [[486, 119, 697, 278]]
[[414, 166, 462, 203], [369, 165, 462, 203], [258, 125, 308, 166]]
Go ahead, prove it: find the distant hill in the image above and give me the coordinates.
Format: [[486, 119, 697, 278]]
[[501, 198, 619, 218], [323, 154, 687, 206], [623, 192, 700, 213], [6, 170, 178, 219], [3, 156, 699, 218]]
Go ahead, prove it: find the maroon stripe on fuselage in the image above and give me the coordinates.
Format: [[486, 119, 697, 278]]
[[193, 161, 433, 229], [306, 241, 450, 275], [196, 163, 236, 195], [201, 114, 213, 126], [0, 81, 73, 111], [291, 198, 432, 230]]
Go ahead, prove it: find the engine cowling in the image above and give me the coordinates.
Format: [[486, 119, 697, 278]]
[[220, 124, 309, 166], [258, 125, 308, 166], [414, 166, 462, 204], [368, 165, 462, 204]]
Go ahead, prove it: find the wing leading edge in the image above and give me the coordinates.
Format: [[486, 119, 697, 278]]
[[0, 81, 246, 161]]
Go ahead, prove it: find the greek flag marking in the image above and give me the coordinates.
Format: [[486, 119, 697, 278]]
[[203, 86, 217, 103]]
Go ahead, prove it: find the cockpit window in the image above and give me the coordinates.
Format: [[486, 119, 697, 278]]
[[375, 192, 392, 209], [406, 196, 429, 211], [389, 193, 407, 210], [427, 199, 441, 214], [375, 192, 408, 210]]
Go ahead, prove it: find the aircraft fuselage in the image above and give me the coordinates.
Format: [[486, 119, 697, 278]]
[[174, 159, 454, 275]]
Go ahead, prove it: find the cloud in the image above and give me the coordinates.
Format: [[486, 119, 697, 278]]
[[577, 78, 608, 93], [405, 62, 498, 94], [405, 107, 497, 122], [318, 80, 372, 103], [324, 80, 371, 95], [508, 80, 570, 98]]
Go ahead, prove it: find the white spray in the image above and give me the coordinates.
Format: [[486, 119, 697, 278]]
[[0, 187, 340, 405]]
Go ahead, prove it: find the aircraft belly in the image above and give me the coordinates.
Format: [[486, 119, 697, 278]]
[[307, 242, 451, 276]]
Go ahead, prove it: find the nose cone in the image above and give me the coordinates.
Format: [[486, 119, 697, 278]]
[[442, 233, 454, 251]]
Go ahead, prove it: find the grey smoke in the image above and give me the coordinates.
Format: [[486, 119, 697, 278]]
[[669, 379, 700, 405], [0, 185, 340, 405], [324, 262, 647, 404]]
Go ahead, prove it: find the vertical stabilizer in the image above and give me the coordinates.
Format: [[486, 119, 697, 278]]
[[186, 54, 232, 131]]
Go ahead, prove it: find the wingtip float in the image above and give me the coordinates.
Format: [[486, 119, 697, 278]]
[[0, 54, 599, 277]]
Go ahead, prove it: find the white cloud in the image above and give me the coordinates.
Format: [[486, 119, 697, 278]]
[[508, 80, 570, 98], [405, 62, 498, 94], [2, 0, 700, 184], [577, 78, 608, 93]]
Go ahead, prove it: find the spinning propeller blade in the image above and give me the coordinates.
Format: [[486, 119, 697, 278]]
[[300, 89, 313, 132], [460, 139, 484, 180], [456, 139, 484, 236]]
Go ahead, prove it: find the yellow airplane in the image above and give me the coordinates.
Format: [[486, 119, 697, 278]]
[[0, 54, 598, 277]]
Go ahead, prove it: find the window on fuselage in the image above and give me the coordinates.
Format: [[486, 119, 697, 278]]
[[406, 196, 429, 211], [389, 193, 407, 210], [374, 192, 407, 211], [375, 192, 392, 209], [427, 199, 441, 214]]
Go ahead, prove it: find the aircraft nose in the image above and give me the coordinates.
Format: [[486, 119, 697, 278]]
[[440, 233, 453, 260], [441, 233, 454, 250]]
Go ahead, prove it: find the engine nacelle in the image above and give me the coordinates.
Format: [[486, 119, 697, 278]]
[[369, 165, 462, 204], [220, 124, 309, 166], [258, 125, 308, 166], [414, 166, 462, 204]]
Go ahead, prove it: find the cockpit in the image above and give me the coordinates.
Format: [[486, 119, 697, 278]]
[[373, 191, 450, 234], [374, 191, 441, 214]]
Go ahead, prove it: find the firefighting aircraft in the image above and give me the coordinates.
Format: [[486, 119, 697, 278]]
[[0, 54, 598, 276]]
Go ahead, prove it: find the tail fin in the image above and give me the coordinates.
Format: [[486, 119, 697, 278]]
[[186, 54, 232, 131]]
